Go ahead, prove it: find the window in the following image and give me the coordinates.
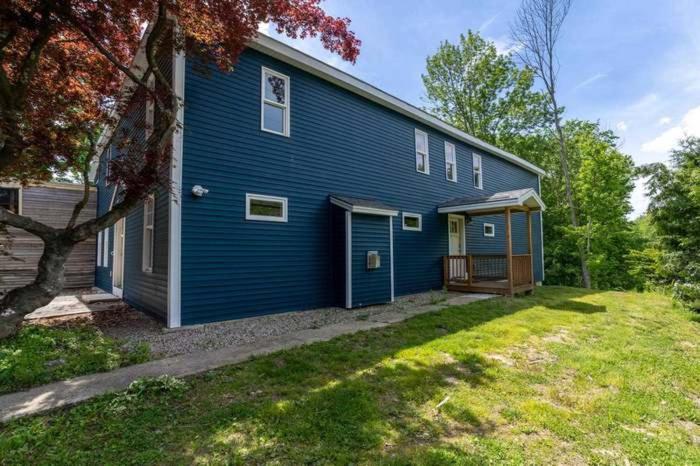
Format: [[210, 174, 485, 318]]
[[105, 146, 112, 186], [246, 193, 288, 222], [261, 67, 290, 136], [142, 194, 155, 272], [415, 129, 429, 174], [473, 153, 483, 189], [484, 223, 495, 237], [0, 187, 20, 214], [97, 231, 103, 267], [402, 212, 422, 231], [145, 74, 155, 141], [102, 228, 110, 266], [445, 142, 457, 182]]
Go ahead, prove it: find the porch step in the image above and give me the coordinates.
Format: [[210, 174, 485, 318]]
[[80, 293, 121, 304]]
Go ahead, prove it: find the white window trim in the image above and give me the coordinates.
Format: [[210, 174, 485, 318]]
[[484, 223, 495, 237], [97, 231, 103, 267], [145, 74, 155, 141], [473, 153, 483, 189], [402, 212, 422, 231], [414, 129, 430, 174], [260, 67, 290, 137], [102, 227, 110, 266], [245, 193, 288, 222], [0, 185, 22, 215], [445, 141, 457, 182], [142, 194, 155, 273]]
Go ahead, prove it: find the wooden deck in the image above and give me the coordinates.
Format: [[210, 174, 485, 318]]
[[445, 278, 534, 296], [443, 254, 535, 297]]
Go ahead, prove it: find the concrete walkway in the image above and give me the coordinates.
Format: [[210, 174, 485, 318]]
[[0, 294, 494, 423]]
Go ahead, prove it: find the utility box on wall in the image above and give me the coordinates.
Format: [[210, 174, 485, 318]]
[[367, 250, 381, 270]]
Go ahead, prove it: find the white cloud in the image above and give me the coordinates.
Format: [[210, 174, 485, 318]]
[[573, 73, 606, 90], [257, 22, 270, 35], [642, 105, 700, 153], [478, 15, 499, 33], [658, 116, 672, 126], [491, 37, 523, 55], [616, 121, 628, 132]]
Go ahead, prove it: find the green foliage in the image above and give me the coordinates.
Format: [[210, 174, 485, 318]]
[[422, 30, 547, 145], [0, 325, 149, 394], [639, 137, 700, 309], [1, 288, 698, 464], [108, 375, 188, 414]]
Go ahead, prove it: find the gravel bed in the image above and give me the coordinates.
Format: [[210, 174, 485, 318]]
[[102, 290, 452, 358]]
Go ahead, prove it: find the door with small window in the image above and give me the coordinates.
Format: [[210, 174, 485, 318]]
[[448, 215, 466, 280]]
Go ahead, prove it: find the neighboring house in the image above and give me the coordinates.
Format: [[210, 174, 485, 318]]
[[0, 183, 97, 295], [94, 33, 546, 328]]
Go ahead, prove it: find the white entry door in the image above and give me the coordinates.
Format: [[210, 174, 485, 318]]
[[448, 215, 466, 280], [112, 218, 125, 298]]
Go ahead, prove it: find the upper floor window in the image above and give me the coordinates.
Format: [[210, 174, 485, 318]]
[[261, 67, 290, 136], [445, 142, 457, 182], [142, 194, 155, 272], [0, 187, 20, 214], [145, 74, 155, 141], [415, 129, 429, 174], [473, 153, 483, 189]]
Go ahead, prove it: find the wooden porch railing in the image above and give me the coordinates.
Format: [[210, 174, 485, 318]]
[[443, 254, 533, 295]]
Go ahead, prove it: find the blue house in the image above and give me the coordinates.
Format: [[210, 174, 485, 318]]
[[94, 34, 546, 328]]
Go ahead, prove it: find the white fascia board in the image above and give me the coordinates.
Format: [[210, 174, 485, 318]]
[[250, 34, 545, 177], [329, 197, 398, 216], [437, 189, 546, 214]]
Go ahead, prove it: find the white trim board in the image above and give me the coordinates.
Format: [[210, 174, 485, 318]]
[[250, 34, 545, 177], [437, 188, 547, 214], [330, 197, 399, 217], [345, 211, 352, 309], [389, 216, 394, 302]]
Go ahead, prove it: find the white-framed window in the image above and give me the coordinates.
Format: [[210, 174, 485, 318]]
[[473, 153, 483, 189], [261, 67, 290, 136], [102, 227, 110, 266], [415, 129, 429, 174], [97, 231, 103, 267], [484, 223, 495, 237], [246, 193, 288, 222], [402, 212, 422, 231], [145, 74, 155, 141], [0, 187, 20, 214], [142, 194, 155, 272], [445, 141, 457, 182], [105, 146, 112, 186]]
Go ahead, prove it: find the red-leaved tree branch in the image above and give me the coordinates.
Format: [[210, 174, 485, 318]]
[[0, 0, 360, 338]]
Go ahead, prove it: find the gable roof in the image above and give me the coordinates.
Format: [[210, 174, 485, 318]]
[[330, 194, 399, 216], [437, 188, 546, 214], [251, 34, 545, 177]]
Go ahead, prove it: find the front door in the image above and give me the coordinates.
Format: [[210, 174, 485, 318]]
[[112, 218, 125, 298], [448, 215, 466, 280]]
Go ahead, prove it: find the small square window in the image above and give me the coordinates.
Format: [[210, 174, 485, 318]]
[[0, 187, 20, 214], [483, 223, 495, 237], [246, 194, 288, 222], [402, 212, 422, 231]]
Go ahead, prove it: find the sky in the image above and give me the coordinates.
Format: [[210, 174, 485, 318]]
[[260, 0, 700, 218]]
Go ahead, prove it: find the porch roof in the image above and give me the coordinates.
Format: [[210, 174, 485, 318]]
[[330, 194, 399, 216], [437, 188, 546, 215]]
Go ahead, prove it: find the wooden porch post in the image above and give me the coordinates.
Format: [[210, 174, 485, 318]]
[[527, 209, 534, 290], [505, 207, 513, 296]]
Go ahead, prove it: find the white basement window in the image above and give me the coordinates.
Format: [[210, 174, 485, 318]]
[[415, 129, 429, 174], [445, 141, 457, 182], [246, 194, 288, 222], [484, 223, 495, 237], [473, 153, 483, 189], [145, 74, 155, 141], [402, 212, 422, 231], [97, 231, 103, 267], [142, 194, 155, 272], [261, 67, 290, 136]]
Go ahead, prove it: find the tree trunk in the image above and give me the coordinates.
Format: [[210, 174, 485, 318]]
[[0, 236, 74, 339], [552, 111, 592, 289]]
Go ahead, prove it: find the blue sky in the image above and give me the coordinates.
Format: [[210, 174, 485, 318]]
[[261, 0, 700, 217]]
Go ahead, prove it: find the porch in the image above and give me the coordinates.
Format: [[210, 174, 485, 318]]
[[438, 188, 545, 297]]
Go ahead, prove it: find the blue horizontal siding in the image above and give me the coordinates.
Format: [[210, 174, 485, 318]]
[[351, 214, 391, 307], [180, 48, 543, 324]]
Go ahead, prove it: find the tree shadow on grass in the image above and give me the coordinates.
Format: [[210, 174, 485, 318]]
[[1, 287, 604, 464], [547, 299, 607, 314]]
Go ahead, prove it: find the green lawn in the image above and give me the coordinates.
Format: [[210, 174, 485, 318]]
[[0, 324, 149, 394], [1, 287, 699, 464]]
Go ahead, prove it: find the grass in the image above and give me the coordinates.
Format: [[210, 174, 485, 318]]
[[1, 287, 699, 464], [0, 324, 149, 394]]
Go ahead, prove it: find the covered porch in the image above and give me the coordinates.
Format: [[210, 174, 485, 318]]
[[438, 188, 545, 297]]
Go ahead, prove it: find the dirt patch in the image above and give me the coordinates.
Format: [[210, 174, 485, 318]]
[[542, 328, 573, 344], [676, 420, 700, 445], [486, 353, 515, 367]]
